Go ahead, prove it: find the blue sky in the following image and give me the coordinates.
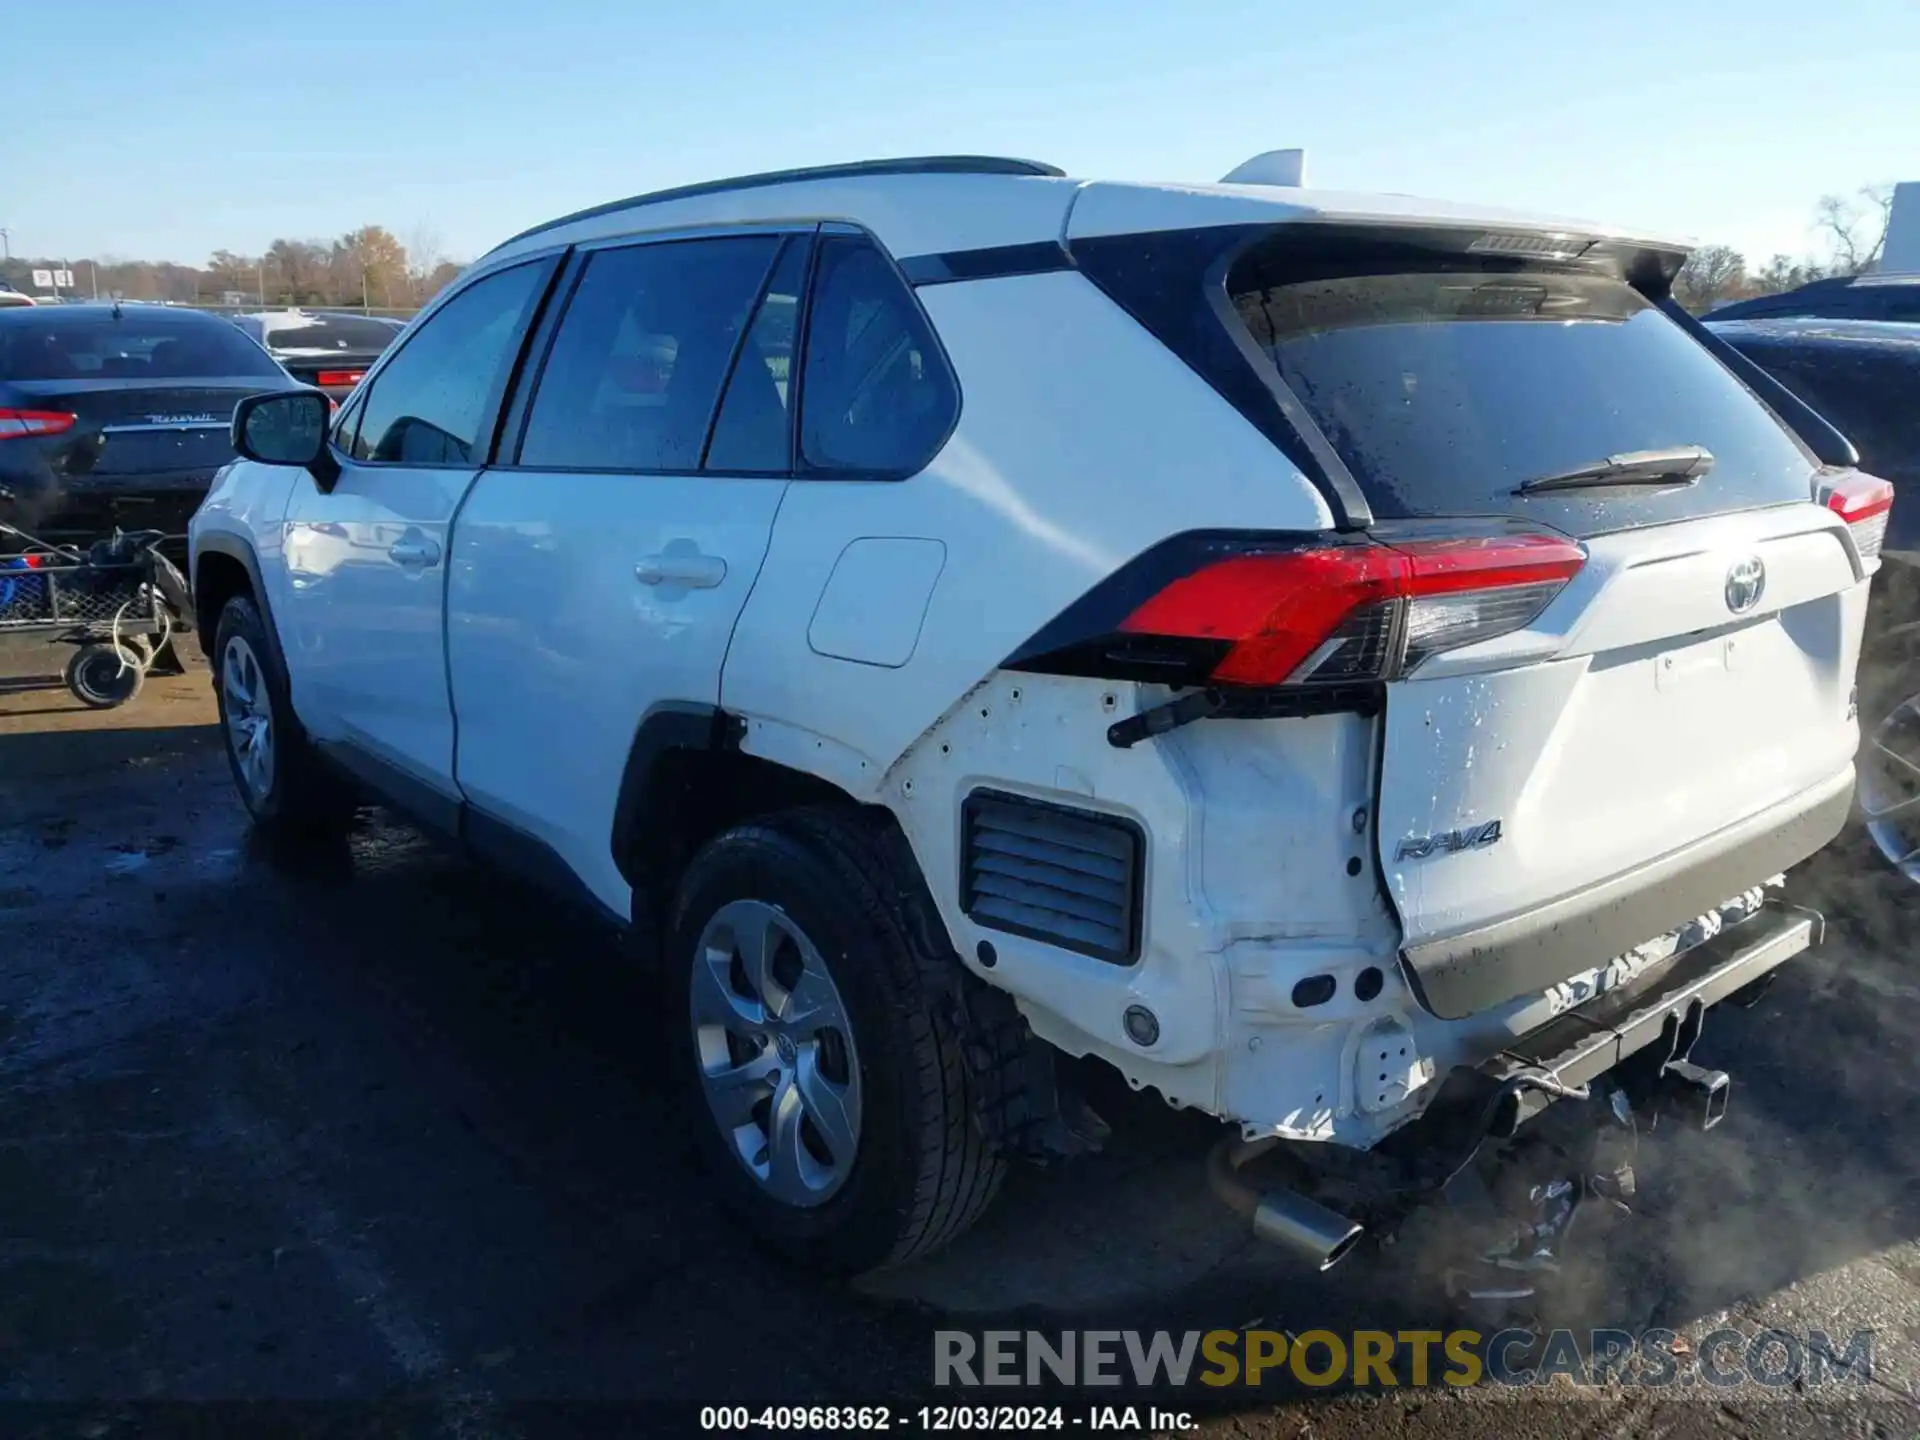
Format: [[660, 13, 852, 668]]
[[4, 0, 1915, 269]]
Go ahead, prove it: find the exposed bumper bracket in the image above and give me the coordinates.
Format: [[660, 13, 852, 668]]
[[1348, 901, 1820, 1200], [1482, 900, 1820, 1137]]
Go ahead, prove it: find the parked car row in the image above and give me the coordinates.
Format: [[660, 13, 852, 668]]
[[228, 310, 406, 399], [0, 303, 405, 551]]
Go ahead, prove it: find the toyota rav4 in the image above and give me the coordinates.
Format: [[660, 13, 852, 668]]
[[189, 154, 1890, 1277]]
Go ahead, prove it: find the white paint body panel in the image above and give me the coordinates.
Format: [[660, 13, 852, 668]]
[[721, 269, 1334, 791], [807, 538, 947, 668], [278, 463, 476, 789], [447, 470, 786, 914], [1378, 506, 1865, 952]]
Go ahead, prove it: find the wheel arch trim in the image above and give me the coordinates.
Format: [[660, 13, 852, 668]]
[[192, 533, 290, 677]]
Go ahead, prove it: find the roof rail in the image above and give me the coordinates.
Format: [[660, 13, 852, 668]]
[[494, 155, 1066, 251]]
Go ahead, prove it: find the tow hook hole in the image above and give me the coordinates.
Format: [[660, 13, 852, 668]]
[[1354, 966, 1384, 1002], [1291, 974, 1336, 1008], [1345, 856, 1363, 877]]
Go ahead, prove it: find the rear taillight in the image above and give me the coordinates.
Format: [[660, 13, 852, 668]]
[[0, 408, 77, 440], [1010, 532, 1585, 693], [1820, 472, 1895, 563], [316, 370, 364, 389]]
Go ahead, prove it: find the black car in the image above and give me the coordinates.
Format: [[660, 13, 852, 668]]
[[1708, 273, 1920, 325], [0, 303, 296, 549], [229, 309, 400, 400], [1709, 313, 1920, 878]]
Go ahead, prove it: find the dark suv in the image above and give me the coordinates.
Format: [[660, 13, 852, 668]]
[[1709, 312, 1920, 878], [1709, 274, 1920, 325]]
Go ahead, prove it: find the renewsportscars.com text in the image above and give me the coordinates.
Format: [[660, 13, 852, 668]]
[[934, 1328, 1875, 1391]]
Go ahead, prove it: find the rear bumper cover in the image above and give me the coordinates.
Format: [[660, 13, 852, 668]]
[[1401, 766, 1853, 1020]]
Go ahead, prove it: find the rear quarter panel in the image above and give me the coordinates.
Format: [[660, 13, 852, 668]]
[[720, 268, 1335, 791]]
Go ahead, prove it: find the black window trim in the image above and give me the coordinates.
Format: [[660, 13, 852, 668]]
[[495, 221, 819, 479], [490, 219, 963, 485], [328, 247, 568, 472], [696, 230, 818, 477]]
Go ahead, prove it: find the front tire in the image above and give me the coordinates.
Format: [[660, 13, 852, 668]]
[[665, 808, 1003, 1274], [211, 594, 353, 841]]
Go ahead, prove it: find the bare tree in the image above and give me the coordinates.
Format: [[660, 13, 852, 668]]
[[1814, 185, 1895, 274], [1675, 244, 1747, 311], [405, 223, 444, 305]]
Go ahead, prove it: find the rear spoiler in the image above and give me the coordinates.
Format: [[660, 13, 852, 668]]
[[1660, 299, 1860, 469]]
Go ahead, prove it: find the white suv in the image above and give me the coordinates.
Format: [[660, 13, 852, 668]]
[[190, 154, 1890, 1276]]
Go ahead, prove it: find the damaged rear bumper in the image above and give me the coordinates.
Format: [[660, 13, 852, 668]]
[[1387, 899, 1821, 1184], [1400, 768, 1851, 1020], [1482, 899, 1819, 1133]]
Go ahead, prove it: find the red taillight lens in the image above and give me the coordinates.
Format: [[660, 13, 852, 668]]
[[1118, 534, 1584, 687], [0, 408, 77, 440], [1820, 472, 1895, 562], [316, 370, 364, 389]]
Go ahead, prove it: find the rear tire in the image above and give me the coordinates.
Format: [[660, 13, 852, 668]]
[[664, 807, 1004, 1274], [212, 594, 354, 843]]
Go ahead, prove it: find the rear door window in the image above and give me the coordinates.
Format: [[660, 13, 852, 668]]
[[1229, 254, 1816, 531], [798, 236, 958, 478], [352, 261, 550, 466], [518, 235, 781, 472], [704, 236, 808, 473]]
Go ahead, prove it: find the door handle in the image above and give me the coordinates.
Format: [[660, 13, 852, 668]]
[[388, 538, 441, 567], [635, 553, 727, 589]]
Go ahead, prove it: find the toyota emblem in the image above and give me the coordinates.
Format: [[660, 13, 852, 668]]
[[1724, 555, 1766, 614]]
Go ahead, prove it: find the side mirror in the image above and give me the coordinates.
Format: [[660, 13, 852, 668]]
[[232, 390, 341, 491]]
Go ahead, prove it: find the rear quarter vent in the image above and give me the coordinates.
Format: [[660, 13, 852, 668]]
[[961, 790, 1143, 963]]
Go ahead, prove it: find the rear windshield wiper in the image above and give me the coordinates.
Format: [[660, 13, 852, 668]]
[[1515, 445, 1714, 495]]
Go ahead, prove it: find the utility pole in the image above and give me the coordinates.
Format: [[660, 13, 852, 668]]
[[0, 227, 11, 261], [89, 261, 98, 300]]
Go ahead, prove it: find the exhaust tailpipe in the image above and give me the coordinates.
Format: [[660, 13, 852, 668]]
[[1207, 1136, 1364, 1271], [1660, 1060, 1731, 1130]]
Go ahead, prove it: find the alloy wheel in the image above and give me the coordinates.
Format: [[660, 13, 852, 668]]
[[690, 898, 863, 1207], [221, 635, 276, 803]]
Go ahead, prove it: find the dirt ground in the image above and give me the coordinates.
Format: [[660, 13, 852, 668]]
[[2, 632, 1918, 1437]]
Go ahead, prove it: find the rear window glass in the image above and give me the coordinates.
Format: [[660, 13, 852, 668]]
[[260, 314, 402, 355], [0, 311, 285, 381], [1229, 259, 1815, 523]]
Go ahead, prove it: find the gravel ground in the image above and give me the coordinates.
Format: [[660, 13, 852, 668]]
[[1, 635, 1917, 1438]]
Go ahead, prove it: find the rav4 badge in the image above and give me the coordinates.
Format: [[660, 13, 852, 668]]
[[1394, 820, 1503, 862]]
